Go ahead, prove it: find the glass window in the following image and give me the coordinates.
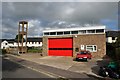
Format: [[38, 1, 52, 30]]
[[96, 29, 104, 33], [44, 32, 49, 35], [57, 32, 63, 35], [87, 30, 95, 33], [86, 45, 97, 52], [71, 31, 78, 34], [75, 48, 79, 52], [79, 30, 86, 34], [112, 37, 115, 40], [50, 32, 56, 35], [64, 31, 70, 35]]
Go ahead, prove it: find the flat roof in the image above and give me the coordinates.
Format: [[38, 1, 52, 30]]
[[19, 21, 28, 24], [43, 26, 106, 33]]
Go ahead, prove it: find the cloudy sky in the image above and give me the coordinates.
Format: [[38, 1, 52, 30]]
[[1, 2, 118, 39]]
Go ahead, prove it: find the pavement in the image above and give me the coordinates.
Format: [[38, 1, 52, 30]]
[[6, 53, 111, 79]]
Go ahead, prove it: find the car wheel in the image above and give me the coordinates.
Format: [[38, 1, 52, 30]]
[[76, 58, 78, 61]]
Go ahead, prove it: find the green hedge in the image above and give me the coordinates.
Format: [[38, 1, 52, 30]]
[[0, 49, 7, 55], [27, 48, 42, 53]]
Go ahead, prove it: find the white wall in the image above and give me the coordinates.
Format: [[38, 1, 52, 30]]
[[1, 41, 43, 49], [27, 42, 42, 47], [1, 41, 9, 49], [107, 37, 117, 43]]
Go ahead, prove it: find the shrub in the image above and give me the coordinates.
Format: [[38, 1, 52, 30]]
[[1, 49, 7, 55], [27, 47, 42, 53]]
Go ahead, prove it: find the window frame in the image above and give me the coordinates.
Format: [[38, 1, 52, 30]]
[[50, 32, 56, 35], [64, 31, 70, 35], [86, 45, 97, 52], [57, 32, 63, 35], [71, 31, 78, 34], [87, 30, 95, 33], [96, 29, 104, 33], [44, 32, 49, 35]]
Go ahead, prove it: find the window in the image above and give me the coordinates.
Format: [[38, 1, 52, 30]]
[[57, 32, 63, 35], [75, 48, 79, 52], [87, 30, 95, 33], [79, 30, 86, 34], [86, 45, 97, 52], [64, 31, 70, 35], [50, 32, 56, 35], [112, 37, 115, 40], [5, 43, 7, 45], [96, 29, 104, 33], [44, 32, 49, 35], [71, 31, 78, 34]]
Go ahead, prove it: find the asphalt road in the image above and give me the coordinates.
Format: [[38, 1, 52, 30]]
[[2, 57, 51, 79], [2, 55, 104, 80]]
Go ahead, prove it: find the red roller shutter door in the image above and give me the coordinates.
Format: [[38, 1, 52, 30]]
[[48, 38, 73, 56]]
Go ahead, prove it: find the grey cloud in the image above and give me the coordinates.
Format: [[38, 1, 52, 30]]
[[3, 2, 117, 21], [2, 2, 118, 38]]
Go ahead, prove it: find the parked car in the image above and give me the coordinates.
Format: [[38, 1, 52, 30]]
[[75, 50, 92, 61]]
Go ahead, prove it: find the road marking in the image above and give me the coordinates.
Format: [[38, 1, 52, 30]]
[[8, 56, 66, 79]]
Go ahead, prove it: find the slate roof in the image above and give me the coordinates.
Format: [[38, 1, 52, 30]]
[[27, 37, 42, 42], [106, 31, 120, 37], [0, 39, 15, 43]]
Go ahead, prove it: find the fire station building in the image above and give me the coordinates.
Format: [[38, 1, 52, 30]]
[[43, 26, 106, 58]]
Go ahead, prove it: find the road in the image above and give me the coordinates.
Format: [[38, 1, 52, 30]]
[[2, 55, 103, 80], [2, 57, 52, 79]]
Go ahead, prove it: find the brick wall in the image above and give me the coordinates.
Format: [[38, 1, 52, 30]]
[[43, 34, 106, 58], [73, 34, 106, 58]]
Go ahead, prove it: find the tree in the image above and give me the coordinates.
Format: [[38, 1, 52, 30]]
[[15, 34, 24, 42], [106, 31, 120, 60], [115, 35, 120, 60]]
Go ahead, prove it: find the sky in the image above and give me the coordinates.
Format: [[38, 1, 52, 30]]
[[1, 1, 119, 39]]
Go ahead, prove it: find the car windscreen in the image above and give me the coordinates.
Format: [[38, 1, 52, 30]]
[[80, 51, 87, 54]]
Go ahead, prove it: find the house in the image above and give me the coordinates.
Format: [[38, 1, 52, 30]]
[[43, 26, 106, 58], [1, 40, 9, 49], [0, 37, 43, 49], [27, 37, 42, 48], [0, 39, 15, 49], [106, 31, 120, 43]]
